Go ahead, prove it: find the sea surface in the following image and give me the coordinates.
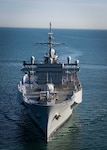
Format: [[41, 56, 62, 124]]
[[0, 28, 107, 150]]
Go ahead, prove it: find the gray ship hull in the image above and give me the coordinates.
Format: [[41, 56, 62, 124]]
[[22, 89, 82, 141]]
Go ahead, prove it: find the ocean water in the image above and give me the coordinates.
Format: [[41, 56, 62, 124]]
[[0, 28, 107, 150]]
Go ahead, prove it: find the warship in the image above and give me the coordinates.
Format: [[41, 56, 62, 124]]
[[18, 23, 82, 141]]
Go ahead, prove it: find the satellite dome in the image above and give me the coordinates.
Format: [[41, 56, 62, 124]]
[[44, 83, 54, 92]]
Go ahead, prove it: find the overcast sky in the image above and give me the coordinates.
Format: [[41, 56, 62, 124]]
[[0, 0, 107, 29]]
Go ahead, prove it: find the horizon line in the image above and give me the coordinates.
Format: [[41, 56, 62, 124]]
[[0, 26, 107, 31]]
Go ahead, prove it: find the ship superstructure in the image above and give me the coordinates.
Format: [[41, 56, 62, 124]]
[[18, 23, 82, 141]]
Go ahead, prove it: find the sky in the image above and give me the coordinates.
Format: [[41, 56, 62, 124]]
[[0, 0, 107, 29]]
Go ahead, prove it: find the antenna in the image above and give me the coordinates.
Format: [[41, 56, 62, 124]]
[[49, 22, 52, 33], [36, 23, 64, 47], [48, 22, 53, 50], [46, 72, 49, 83]]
